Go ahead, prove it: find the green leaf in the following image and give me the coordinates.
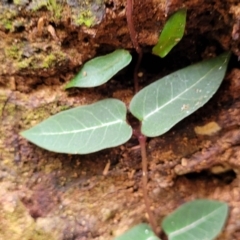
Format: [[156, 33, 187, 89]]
[[65, 49, 132, 88], [152, 9, 187, 58], [129, 52, 230, 137], [162, 199, 229, 240], [114, 223, 160, 240], [21, 99, 132, 154]]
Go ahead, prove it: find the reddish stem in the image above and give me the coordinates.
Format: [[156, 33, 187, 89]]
[[138, 134, 159, 236], [133, 52, 142, 93], [126, 0, 141, 54], [126, 0, 143, 93], [126, 0, 159, 235]]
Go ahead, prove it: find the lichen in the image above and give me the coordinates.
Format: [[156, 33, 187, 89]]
[[21, 101, 71, 129], [21, 107, 50, 129], [0, 194, 55, 240]]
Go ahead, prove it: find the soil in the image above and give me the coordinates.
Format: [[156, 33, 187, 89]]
[[1, 0, 240, 240], [2, 57, 240, 240]]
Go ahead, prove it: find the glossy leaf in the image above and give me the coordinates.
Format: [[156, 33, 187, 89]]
[[21, 99, 132, 154], [65, 49, 132, 88], [114, 223, 160, 240], [162, 199, 229, 240], [129, 52, 230, 137], [152, 9, 187, 58]]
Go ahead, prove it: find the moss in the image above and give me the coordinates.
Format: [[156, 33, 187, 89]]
[[16, 58, 32, 69], [21, 101, 72, 129], [69, 0, 105, 27], [0, 9, 17, 31], [41, 51, 66, 68], [5, 45, 20, 60], [73, 10, 95, 27], [59, 105, 71, 111], [4, 43, 33, 70], [13, 0, 28, 5], [28, 0, 63, 19], [22, 106, 52, 127], [18, 51, 65, 70], [4, 41, 67, 71], [42, 54, 56, 68], [46, 0, 63, 19], [2, 20, 14, 31], [27, 0, 47, 10]]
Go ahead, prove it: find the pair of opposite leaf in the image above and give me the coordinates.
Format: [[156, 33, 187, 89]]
[[21, 50, 230, 154], [21, 9, 230, 155], [115, 199, 228, 240]]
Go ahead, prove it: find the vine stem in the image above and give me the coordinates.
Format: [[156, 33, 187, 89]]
[[126, 0, 143, 93], [138, 134, 159, 236], [126, 0, 159, 235]]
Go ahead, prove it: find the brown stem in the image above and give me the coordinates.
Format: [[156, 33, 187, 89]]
[[126, 0, 159, 234], [126, 0, 141, 54], [126, 0, 143, 93], [133, 51, 142, 93], [138, 134, 159, 236]]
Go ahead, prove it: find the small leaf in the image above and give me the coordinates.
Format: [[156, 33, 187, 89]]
[[65, 49, 132, 88], [129, 52, 230, 137], [21, 99, 132, 154], [162, 199, 229, 240], [152, 9, 187, 58], [114, 223, 160, 240]]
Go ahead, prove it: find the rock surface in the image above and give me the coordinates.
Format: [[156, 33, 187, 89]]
[[1, 0, 240, 239]]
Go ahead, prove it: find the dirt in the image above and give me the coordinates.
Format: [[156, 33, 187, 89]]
[[1, 0, 240, 240], [1, 61, 240, 240], [0, 0, 240, 83]]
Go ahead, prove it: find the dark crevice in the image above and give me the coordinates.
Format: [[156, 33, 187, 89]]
[[105, 1, 114, 9], [185, 170, 236, 184]]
